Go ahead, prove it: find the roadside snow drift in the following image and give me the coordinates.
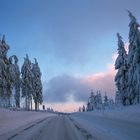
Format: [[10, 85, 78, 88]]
[[71, 104, 140, 140], [0, 108, 55, 135]]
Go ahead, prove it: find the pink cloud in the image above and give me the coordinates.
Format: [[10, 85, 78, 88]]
[[81, 52, 117, 99], [77, 42, 128, 103]]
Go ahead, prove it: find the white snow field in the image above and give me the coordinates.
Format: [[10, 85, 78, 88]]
[[0, 105, 140, 140], [71, 104, 140, 140]]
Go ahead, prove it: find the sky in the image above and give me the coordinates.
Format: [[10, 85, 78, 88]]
[[0, 0, 140, 112]]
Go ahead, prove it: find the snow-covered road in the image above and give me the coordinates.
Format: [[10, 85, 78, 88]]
[[0, 115, 93, 140], [1, 105, 140, 140]]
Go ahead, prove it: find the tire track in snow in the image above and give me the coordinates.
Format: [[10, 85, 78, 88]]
[[6, 116, 53, 140], [5, 115, 95, 140], [69, 116, 94, 140], [33, 115, 92, 140]]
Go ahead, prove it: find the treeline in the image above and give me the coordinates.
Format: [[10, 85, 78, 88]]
[[0, 36, 43, 110], [115, 11, 140, 105], [79, 90, 114, 112]]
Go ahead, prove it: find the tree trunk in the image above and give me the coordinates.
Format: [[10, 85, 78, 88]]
[[37, 102, 39, 111], [35, 101, 37, 111], [31, 99, 32, 110], [25, 95, 28, 110]]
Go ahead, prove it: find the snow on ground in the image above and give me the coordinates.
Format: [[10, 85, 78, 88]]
[[0, 108, 56, 135], [21, 115, 87, 140], [83, 104, 140, 122], [71, 104, 140, 140], [0, 105, 140, 140]]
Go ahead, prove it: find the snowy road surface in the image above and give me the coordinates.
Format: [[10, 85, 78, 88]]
[[1, 105, 140, 140], [0, 115, 93, 140]]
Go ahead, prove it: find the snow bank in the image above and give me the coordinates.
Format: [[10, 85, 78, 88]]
[[71, 104, 140, 140], [0, 108, 55, 135], [82, 104, 140, 122]]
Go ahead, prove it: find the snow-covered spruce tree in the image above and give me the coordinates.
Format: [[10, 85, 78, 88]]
[[115, 33, 128, 105], [108, 98, 114, 109], [86, 101, 90, 111], [0, 35, 14, 107], [86, 90, 103, 111], [1, 35, 9, 64], [21, 54, 33, 110], [82, 105, 85, 112], [32, 58, 43, 111], [115, 91, 122, 105], [12, 55, 21, 108], [0, 43, 7, 106], [103, 94, 108, 108], [87, 90, 95, 111], [127, 11, 140, 104], [96, 90, 102, 109], [7, 56, 16, 107], [78, 107, 81, 112]]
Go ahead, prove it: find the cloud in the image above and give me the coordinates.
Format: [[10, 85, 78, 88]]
[[83, 63, 116, 99], [44, 53, 117, 103], [44, 75, 91, 103]]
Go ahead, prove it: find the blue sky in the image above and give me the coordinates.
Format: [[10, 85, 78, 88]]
[[0, 0, 140, 111]]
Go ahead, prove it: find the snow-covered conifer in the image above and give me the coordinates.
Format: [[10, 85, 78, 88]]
[[21, 54, 33, 110], [87, 90, 103, 111], [96, 90, 102, 109], [79, 107, 81, 112], [127, 11, 140, 104], [12, 55, 21, 108], [115, 33, 128, 105], [0, 35, 12, 107], [104, 94, 108, 107], [82, 105, 85, 112], [88, 90, 95, 111], [32, 58, 43, 111]]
